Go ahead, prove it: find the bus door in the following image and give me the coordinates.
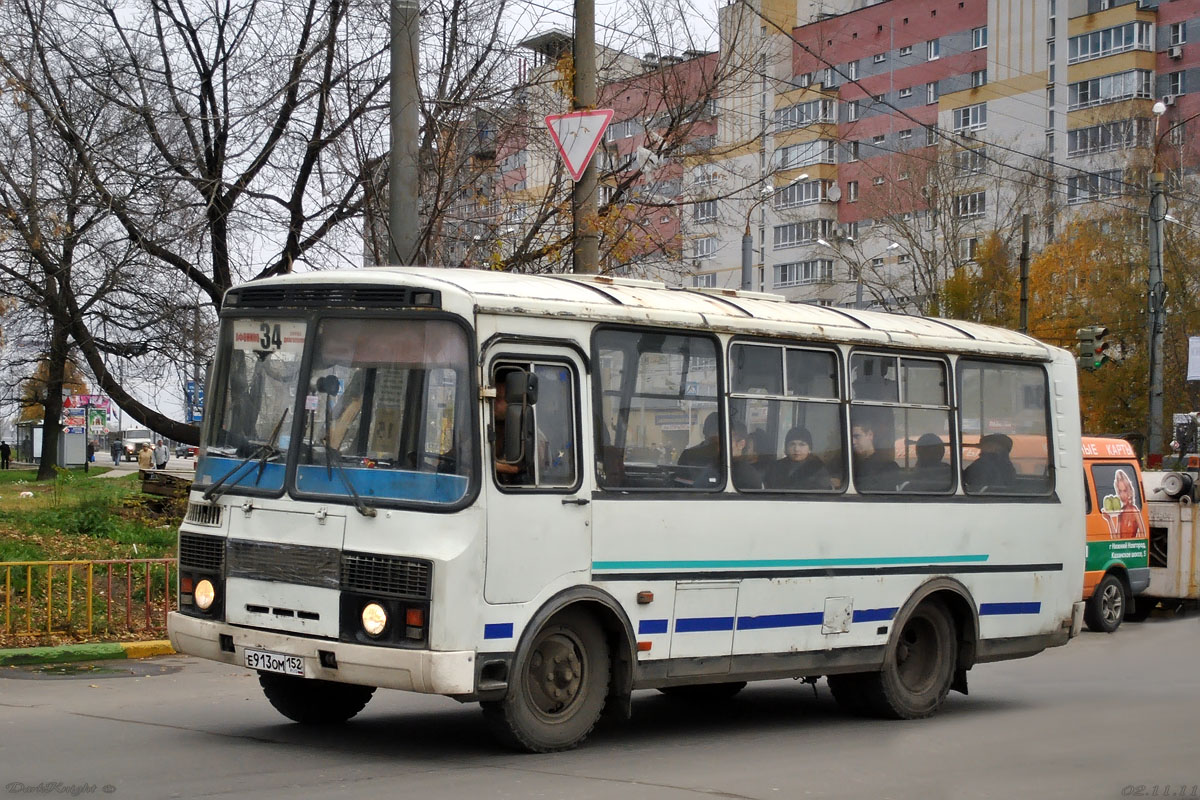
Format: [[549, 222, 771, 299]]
[[483, 348, 591, 604]]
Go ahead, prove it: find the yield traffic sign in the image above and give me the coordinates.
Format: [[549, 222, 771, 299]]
[[545, 109, 614, 182]]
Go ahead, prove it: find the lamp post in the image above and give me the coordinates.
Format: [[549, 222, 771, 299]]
[[1148, 100, 1168, 464], [817, 238, 899, 309], [741, 174, 807, 291]]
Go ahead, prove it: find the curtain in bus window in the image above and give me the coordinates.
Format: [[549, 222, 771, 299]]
[[958, 360, 1052, 496], [594, 329, 719, 490], [729, 343, 844, 492]]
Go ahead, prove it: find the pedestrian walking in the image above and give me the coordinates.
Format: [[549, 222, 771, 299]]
[[154, 440, 169, 471], [110, 440, 121, 466], [137, 443, 154, 470], [0, 440, 10, 469]]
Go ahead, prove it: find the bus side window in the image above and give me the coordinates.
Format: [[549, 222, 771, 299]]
[[492, 362, 579, 490]]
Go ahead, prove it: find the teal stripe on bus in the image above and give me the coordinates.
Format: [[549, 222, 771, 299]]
[[591, 554, 990, 570]]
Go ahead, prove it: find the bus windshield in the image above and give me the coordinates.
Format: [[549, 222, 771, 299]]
[[199, 316, 474, 506]]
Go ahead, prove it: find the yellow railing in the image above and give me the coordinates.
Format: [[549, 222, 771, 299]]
[[1, 559, 176, 642]]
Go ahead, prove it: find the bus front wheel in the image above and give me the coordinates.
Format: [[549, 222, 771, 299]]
[[258, 673, 375, 724], [1084, 573, 1126, 633], [830, 600, 956, 719], [482, 609, 611, 753]]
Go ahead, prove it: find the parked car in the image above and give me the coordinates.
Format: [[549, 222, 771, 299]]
[[175, 444, 198, 458]]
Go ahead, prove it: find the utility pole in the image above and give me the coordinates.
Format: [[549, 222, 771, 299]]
[[1148, 169, 1166, 463], [741, 226, 753, 291], [572, 0, 598, 274], [388, 0, 420, 265], [1018, 214, 1030, 333]]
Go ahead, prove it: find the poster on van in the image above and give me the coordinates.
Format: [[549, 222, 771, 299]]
[[1094, 465, 1148, 539]]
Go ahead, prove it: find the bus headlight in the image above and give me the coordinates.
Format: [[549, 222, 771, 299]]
[[194, 579, 216, 611], [361, 603, 388, 637]]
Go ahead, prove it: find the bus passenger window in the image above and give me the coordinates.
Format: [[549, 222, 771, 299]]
[[958, 360, 1053, 496], [594, 329, 720, 490]]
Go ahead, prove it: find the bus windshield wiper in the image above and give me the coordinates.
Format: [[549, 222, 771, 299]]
[[203, 409, 289, 502], [321, 386, 376, 518]]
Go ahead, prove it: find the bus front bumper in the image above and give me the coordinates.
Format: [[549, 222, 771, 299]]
[[168, 612, 476, 695]]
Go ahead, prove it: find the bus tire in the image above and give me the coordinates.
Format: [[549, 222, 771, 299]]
[[1084, 573, 1126, 633], [482, 609, 610, 753], [857, 599, 957, 719], [826, 673, 870, 715], [658, 681, 747, 700], [258, 673, 375, 724]]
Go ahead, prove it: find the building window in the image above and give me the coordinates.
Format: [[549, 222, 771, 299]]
[[952, 103, 988, 132], [955, 191, 986, 218], [956, 147, 987, 174], [926, 126, 937, 145], [775, 139, 838, 169], [899, 87, 913, 98], [773, 219, 834, 249], [692, 272, 718, 288], [1068, 70, 1153, 110], [971, 70, 987, 88], [897, 253, 912, 265], [846, 140, 860, 162], [774, 259, 835, 287], [1068, 22, 1153, 65], [848, 180, 860, 201], [899, 128, 913, 141], [900, 45, 913, 56], [960, 237, 979, 262], [872, 94, 885, 103], [1170, 71, 1186, 96], [1067, 169, 1124, 204], [873, 176, 885, 186], [1170, 22, 1186, 46], [693, 200, 717, 222], [872, 134, 886, 145], [693, 236, 717, 260], [874, 53, 887, 63], [927, 39, 941, 60], [775, 180, 829, 209], [848, 100, 861, 121], [848, 60, 859, 80], [774, 99, 836, 131], [927, 82, 939, 104], [972, 26, 988, 49], [1066, 119, 1151, 156]]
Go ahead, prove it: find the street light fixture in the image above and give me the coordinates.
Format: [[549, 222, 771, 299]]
[[741, 174, 808, 291]]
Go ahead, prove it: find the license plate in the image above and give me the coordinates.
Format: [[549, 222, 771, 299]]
[[244, 648, 305, 677]]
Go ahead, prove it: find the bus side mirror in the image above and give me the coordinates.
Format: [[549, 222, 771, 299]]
[[503, 371, 537, 465]]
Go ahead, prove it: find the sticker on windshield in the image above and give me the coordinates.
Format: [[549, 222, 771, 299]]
[[232, 320, 307, 353]]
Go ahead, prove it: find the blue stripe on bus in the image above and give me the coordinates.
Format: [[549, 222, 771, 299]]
[[736, 612, 824, 630], [978, 602, 1042, 616], [592, 554, 990, 571], [483, 623, 514, 639], [675, 616, 735, 633], [638, 619, 669, 635], [852, 607, 900, 623]]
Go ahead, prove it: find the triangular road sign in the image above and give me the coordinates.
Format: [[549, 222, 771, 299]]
[[545, 109, 614, 182]]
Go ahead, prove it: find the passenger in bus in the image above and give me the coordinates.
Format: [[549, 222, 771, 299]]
[[677, 412, 721, 469], [730, 422, 762, 489], [851, 418, 900, 491], [491, 378, 530, 485], [764, 427, 832, 490], [963, 433, 1017, 492], [910, 433, 953, 491]]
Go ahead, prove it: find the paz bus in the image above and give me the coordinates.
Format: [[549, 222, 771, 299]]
[[168, 267, 1086, 752]]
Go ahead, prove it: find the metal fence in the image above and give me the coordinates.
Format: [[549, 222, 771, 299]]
[[1, 558, 176, 643]]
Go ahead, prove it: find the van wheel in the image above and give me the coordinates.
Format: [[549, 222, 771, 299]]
[[1085, 574, 1126, 633], [843, 600, 956, 719], [658, 681, 747, 700], [482, 609, 610, 753], [258, 673, 375, 724]]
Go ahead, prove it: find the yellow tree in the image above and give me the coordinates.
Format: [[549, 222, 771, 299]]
[[940, 232, 1019, 328], [19, 358, 89, 423]]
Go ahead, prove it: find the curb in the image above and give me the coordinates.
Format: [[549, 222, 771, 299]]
[[0, 640, 174, 667]]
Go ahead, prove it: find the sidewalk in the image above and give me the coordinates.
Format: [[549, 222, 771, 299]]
[[0, 640, 175, 666]]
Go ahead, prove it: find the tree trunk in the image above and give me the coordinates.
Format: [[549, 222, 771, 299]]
[[36, 320, 72, 481]]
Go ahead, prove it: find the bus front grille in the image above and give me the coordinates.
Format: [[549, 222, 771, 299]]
[[179, 533, 225, 573], [227, 540, 340, 589], [341, 553, 432, 599], [185, 502, 223, 527]]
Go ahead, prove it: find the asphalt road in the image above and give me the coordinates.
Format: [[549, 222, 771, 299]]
[[1, 616, 1197, 800]]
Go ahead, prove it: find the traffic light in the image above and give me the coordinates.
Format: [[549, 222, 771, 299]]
[[1076, 325, 1110, 371]]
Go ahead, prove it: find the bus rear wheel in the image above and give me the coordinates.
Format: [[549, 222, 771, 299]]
[[482, 609, 611, 753], [832, 600, 956, 719], [258, 673, 375, 724], [1084, 573, 1126, 633]]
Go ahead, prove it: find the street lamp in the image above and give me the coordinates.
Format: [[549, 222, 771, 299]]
[[1148, 100, 1168, 463], [818, 238, 899, 309], [741, 174, 808, 291]]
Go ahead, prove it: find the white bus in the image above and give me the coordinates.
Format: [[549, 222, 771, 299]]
[[168, 268, 1086, 752]]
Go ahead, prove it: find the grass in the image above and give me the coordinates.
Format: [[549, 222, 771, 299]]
[[0, 467, 182, 563]]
